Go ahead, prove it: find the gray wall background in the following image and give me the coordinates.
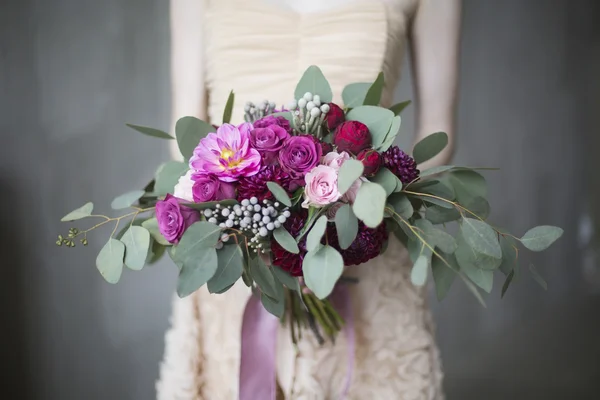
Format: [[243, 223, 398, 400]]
[[2, 0, 599, 399]]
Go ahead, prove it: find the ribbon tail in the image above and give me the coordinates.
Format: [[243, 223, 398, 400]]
[[239, 293, 279, 400], [332, 284, 355, 400]]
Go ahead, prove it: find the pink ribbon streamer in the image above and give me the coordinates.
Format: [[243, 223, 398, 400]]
[[239, 286, 354, 400]]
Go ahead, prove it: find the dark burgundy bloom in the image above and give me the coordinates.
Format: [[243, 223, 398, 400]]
[[327, 221, 388, 266], [382, 146, 420, 184], [333, 121, 371, 155], [253, 115, 292, 135], [357, 149, 382, 177], [320, 141, 334, 155], [325, 103, 345, 131], [271, 209, 308, 276], [236, 165, 292, 203]]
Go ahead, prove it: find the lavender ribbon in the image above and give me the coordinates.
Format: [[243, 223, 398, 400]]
[[239, 287, 355, 400]]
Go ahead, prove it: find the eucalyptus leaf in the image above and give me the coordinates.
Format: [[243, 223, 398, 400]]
[[461, 196, 490, 220], [175, 116, 215, 160], [431, 252, 459, 300], [222, 90, 235, 124], [96, 238, 125, 284], [172, 222, 222, 266], [413, 132, 449, 164], [461, 275, 487, 307], [415, 219, 457, 254], [176, 248, 218, 297], [420, 165, 455, 178], [389, 100, 411, 115], [341, 82, 370, 108], [352, 181, 386, 228], [272, 266, 301, 293], [266, 182, 292, 207], [155, 161, 188, 196], [249, 256, 278, 299], [460, 218, 502, 259], [498, 235, 518, 275], [261, 289, 285, 318], [61, 202, 94, 222], [141, 217, 171, 246], [111, 190, 145, 210], [273, 227, 299, 254], [388, 193, 414, 219], [410, 254, 429, 286], [363, 72, 384, 106], [425, 205, 461, 224], [529, 264, 548, 290], [126, 123, 174, 139], [346, 106, 394, 150], [370, 168, 400, 196], [294, 65, 333, 103], [520, 226, 564, 251], [303, 245, 344, 299], [334, 204, 359, 250], [147, 240, 166, 264], [412, 194, 454, 209], [338, 159, 364, 195], [121, 226, 151, 271], [306, 216, 328, 252], [449, 169, 487, 202], [460, 258, 494, 293], [207, 244, 244, 293], [379, 115, 402, 151], [501, 270, 515, 298], [419, 179, 455, 201]]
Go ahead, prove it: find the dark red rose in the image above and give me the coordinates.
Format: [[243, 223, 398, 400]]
[[320, 141, 333, 155], [357, 149, 382, 176], [333, 121, 371, 155], [325, 103, 345, 131]]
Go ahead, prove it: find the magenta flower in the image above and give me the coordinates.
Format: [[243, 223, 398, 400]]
[[190, 123, 261, 182], [278, 135, 322, 181], [155, 194, 201, 244], [191, 173, 236, 203], [250, 126, 290, 164]]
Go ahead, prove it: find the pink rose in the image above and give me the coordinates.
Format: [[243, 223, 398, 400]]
[[302, 165, 341, 208], [322, 151, 350, 171], [250, 126, 290, 164], [191, 173, 236, 203], [155, 194, 201, 244]]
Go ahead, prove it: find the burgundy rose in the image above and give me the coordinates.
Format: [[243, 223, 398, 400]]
[[325, 103, 345, 131], [278, 135, 322, 180], [250, 126, 290, 164], [155, 194, 201, 244], [191, 173, 236, 203], [253, 115, 292, 134], [357, 149, 383, 176], [333, 121, 371, 155], [320, 141, 333, 155]]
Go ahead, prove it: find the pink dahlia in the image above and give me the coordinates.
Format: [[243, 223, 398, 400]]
[[327, 222, 388, 266], [190, 123, 261, 182], [237, 165, 293, 203]]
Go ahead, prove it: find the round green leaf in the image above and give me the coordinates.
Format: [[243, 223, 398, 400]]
[[460, 218, 502, 259], [379, 115, 402, 152], [154, 161, 188, 196], [96, 238, 125, 284], [412, 132, 449, 164], [303, 245, 344, 299], [121, 226, 151, 271], [273, 227, 299, 254], [172, 222, 222, 265], [207, 244, 244, 294], [425, 205, 461, 224], [420, 165, 455, 178], [176, 247, 218, 297], [294, 65, 333, 103], [460, 259, 494, 293], [141, 217, 171, 246], [261, 290, 285, 318], [346, 106, 394, 150], [431, 252, 458, 300], [111, 190, 145, 210], [175, 116, 215, 160], [272, 266, 301, 294], [306, 215, 328, 252], [389, 193, 413, 219], [126, 123, 174, 139], [342, 82, 370, 108], [370, 168, 400, 197], [334, 204, 359, 250], [249, 256, 278, 299], [266, 181, 292, 207], [410, 254, 429, 286], [520, 225, 564, 252], [498, 235, 518, 275], [449, 169, 488, 201], [352, 181, 386, 228], [61, 202, 93, 222], [338, 159, 364, 195]]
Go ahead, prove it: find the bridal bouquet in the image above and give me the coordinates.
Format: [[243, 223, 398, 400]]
[[58, 66, 562, 342]]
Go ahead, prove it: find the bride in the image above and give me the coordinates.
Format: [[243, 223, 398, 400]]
[[157, 0, 461, 399]]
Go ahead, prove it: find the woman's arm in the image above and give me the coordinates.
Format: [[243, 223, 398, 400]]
[[409, 0, 462, 169], [169, 0, 207, 159]]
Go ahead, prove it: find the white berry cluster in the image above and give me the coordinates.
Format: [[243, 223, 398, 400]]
[[288, 92, 330, 137], [243, 100, 278, 123], [203, 197, 291, 253]]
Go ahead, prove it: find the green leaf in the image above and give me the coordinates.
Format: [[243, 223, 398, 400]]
[[370, 167, 400, 196], [126, 123, 174, 139], [389, 100, 411, 115], [425, 205, 461, 224], [388, 193, 413, 219], [461, 275, 487, 307], [172, 222, 222, 265], [121, 226, 151, 271], [501, 270, 515, 298], [261, 289, 285, 318], [61, 202, 94, 222], [412, 132, 449, 164], [420, 165, 455, 178], [272, 266, 301, 293], [352, 181, 386, 228], [266, 181, 292, 207], [449, 169, 487, 202], [147, 240, 166, 264], [96, 238, 125, 284], [529, 264, 547, 290], [176, 248, 218, 297], [273, 227, 299, 254], [303, 245, 344, 299], [460, 258, 494, 293], [363, 72, 384, 106], [410, 254, 429, 286], [460, 218, 502, 259], [379, 115, 402, 151], [455, 233, 501, 271], [155, 161, 188, 196], [431, 252, 458, 300], [415, 219, 457, 254], [461, 196, 490, 220], [520, 226, 564, 251], [419, 179, 455, 201], [294, 65, 333, 103], [334, 204, 359, 250], [498, 235, 518, 275], [306, 216, 328, 252], [207, 244, 244, 294], [222, 90, 235, 124], [175, 116, 215, 160], [249, 256, 278, 299], [346, 106, 394, 150], [341, 82, 371, 108], [412, 194, 454, 209], [111, 190, 145, 210], [337, 159, 364, 195], [142, 217, 171, 246]]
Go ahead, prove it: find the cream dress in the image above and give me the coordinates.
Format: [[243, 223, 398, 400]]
[[157, 0, 444, 399]]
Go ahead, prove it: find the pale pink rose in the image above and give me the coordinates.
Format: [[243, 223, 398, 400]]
[[342, 177, 364, 204], [322, 151, 350, 171], [302, 165, 341, 208]]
